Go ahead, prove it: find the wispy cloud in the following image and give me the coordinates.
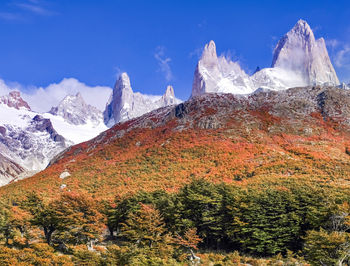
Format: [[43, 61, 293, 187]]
[[113, 66, 124, 80], [189, 47, 202, 59], [0, 0, 55, 21], [0, 78, 112, 112], [334, 45, 350, 68], [326, 39, 340, 50], [154, 46, 173, 82], [15, 1, 54, 16]]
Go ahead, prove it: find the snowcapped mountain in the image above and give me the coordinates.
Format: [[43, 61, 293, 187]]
[[104, 72, 182, 127], [49, 92, 103, 126], [0, 153, 27, 186], [0, 93, 68, 183], [192, 40, 255, 97], [0, 91, 108, 186], [192, 19, 340, 97], [47, 93, 107, 143], [270, 19, 339, 86], [0, 91, 31, 110]]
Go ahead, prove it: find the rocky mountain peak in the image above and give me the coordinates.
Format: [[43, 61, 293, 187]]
[[293, 19, 313, 37], [192, 40, 254, 97], [104, 74, 182, 127], [200, 40, 218, 67], [165, 85, 175, 98], [116, 72, 132, 93], [192, 20, 339, 97], [271, 19, 315, 70], [160, 85, 178, 106], [49, 92, 103, 126], [0, 91, 31, 111], [103, 72, 134, 127], [271, 19, 339, 85]]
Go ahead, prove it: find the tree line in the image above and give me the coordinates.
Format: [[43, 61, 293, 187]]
[[0, 179, 350, 265]]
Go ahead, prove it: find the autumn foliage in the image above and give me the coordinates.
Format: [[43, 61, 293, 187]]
[[0, 92, 350, 263]]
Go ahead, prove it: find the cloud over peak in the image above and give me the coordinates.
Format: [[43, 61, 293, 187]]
[[154, 46, 173, 82], [0, 78, 112, 113]]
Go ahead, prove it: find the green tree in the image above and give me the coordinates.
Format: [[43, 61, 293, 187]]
[[222, 183, 332, 256], [175, 179, 224, 249], [304, 229, 350, 265], [24, 192, 104, 246], [23, 192, 59, 245], [120, 203, 175, 259]]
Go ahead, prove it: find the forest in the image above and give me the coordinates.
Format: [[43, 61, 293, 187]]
[[1, 178, 349, 265]]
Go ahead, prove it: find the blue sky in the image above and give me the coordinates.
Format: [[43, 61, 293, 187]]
[[0, 0, 350, 105]]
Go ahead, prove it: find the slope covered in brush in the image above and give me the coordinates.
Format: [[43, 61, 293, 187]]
[[2, 86, 350, 200]]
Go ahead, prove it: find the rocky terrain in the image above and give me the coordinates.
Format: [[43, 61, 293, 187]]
[[104, 72, 181, 127], [4, 84, 347, 200], [49, 92, 104, 126], [0, 19, 346, 187], [192, 20, 339, 97], [0, 91, 107, 185]]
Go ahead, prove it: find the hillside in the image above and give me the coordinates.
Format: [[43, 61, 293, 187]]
[[2, 85, 350, 200]]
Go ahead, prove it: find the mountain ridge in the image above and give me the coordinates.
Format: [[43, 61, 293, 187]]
[[192, 19, 340, 97], [5, 84, 350, 200], [103, 72, 182, 127]]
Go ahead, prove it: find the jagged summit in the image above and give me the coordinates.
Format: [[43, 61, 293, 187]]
[[0, 91, 31, 111], [103, 72, 134, 127], [116, 72, 131, 89], [192, 40, 254, 97], [191, 20, 340, 97], [161, 85, 177, 106], [201, 40, 218, 66], [104, 73, 181, 127], [271, 19, 339, 85], [49, 92, 104, 126], [272, 19, 313, 69], [165, 85, 175, 97]]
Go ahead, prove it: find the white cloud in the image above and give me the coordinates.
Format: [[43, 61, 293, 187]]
[[0, 80, 12, 96], [0, 0, 55, 21], [189, 47, 203, 59], [326, 39, 340, 50], [0, 78, 112, 113], [334, 45, 350, 68], [154, 46, 173, 82]]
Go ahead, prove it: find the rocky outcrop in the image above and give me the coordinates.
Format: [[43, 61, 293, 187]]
[[191, 20, 340, 97], [0, 113, 68, 173], [103, 73, 181, 127], [0, 153, 27, 186], [191, 40, 254, 97], [271, 19, 339, 86], [31, 115, 65, 142], [0, 91, 31, 110], [49, 93, 103, 126]]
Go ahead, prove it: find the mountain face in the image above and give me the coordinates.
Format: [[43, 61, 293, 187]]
[[192, 20, 339, 97], [103, 72, 181, 127], [0, 153, 27, 186], [271, 19, 339, 86], [45, 93, 108, 144], [49, 93, 103, 126], [0, 93, 68, 184], [0, 91, 31, 110], [192, 40, 254, 97], [0, 91, 108, 186], [7, 84, 350, 200]]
